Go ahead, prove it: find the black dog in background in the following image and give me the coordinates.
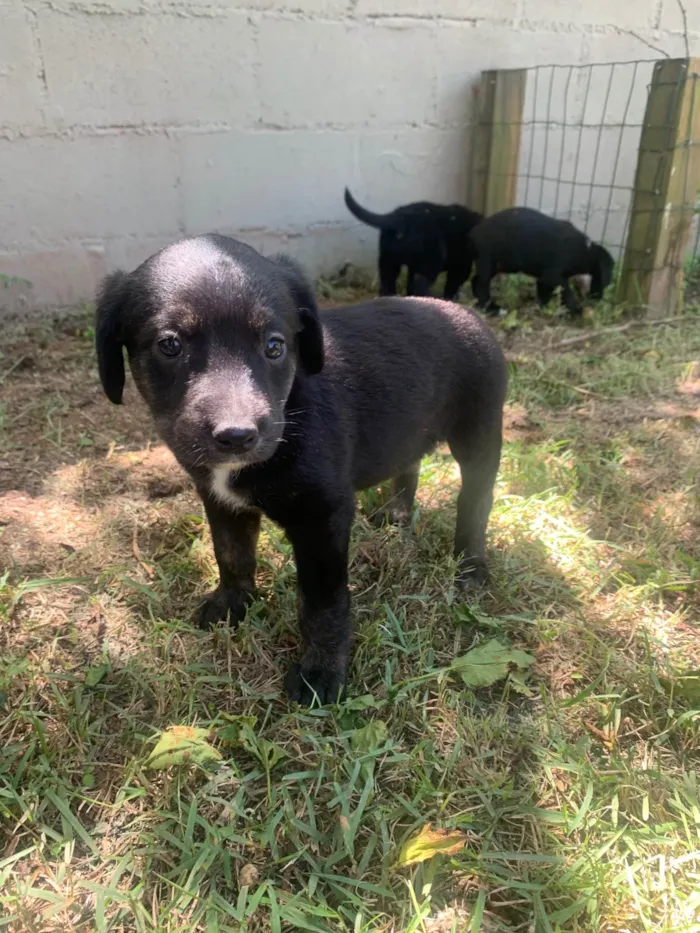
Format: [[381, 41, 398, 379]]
[[344, 188, 482, 301], [469, 207, 615, 316], [95, 235, 507, 706]]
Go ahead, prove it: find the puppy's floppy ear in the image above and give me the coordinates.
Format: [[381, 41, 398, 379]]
[[96, 269, 131, 404], [272, 254, 324, 375]]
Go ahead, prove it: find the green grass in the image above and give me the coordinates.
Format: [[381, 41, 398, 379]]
[[1, 310, 700, 931]]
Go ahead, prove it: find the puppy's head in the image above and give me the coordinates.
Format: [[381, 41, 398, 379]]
[[588, 242, 615, 299], [95, 235, 323, 476]]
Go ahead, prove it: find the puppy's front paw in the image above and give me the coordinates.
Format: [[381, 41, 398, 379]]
[[197, 587, 254, 630], [284, 662, 347, 707], [455, 560, 489, 593]]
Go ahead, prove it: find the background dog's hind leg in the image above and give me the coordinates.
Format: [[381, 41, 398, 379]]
[[379, 251, 401, 296], [448, 435, 501, 590], [472, 259, 500, 316], [410, 253, 443, 297], [536, 279, 555, 307], [443, 267, 468, 302], [410, 272, 434, 296], [561, 281, 580, 315], [539, 269, 580, 314]]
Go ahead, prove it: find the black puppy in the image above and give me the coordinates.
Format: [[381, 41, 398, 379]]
[[469, 207, 615, 316], [95, 235, 507, 706], [344, 188, 482, 300]]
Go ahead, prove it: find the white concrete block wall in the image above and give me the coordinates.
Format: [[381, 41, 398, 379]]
[[1, 0, 699, 312]]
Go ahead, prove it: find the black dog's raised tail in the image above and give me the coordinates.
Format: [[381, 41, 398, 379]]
[[344, 188, 394, 230]]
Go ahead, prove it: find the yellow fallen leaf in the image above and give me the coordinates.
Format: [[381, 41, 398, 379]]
[[145, 725, 221, 770], [395, 823, 468, 867]]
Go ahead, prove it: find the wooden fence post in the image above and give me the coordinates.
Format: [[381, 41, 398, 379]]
[[469, 69, 527, 217], [618, 58, 700, 316]]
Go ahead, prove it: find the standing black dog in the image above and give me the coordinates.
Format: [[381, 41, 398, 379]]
[[469, 207, 615, 315], [96, 235, 507, 706], [344, 188, 482, 300]]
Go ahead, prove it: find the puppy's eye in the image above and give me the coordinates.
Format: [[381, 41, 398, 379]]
[[158, 336, 182, 358], [265, 335, 286, 361]]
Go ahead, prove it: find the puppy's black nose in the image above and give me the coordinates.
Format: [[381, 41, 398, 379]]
[[212, 425, 259, 454]]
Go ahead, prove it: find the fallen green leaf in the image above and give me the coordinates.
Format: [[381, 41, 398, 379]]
[[450, 639, 534, 689], [661, 672, 700, 705], [248, 734, 287, 771], [350, 719, 389, 782], [343, 694, 386, 712], [218, 714, 258, 745], [145, 725, 222, 770], [219, 716, 287, 772], [509, 670, 534, 697], [350, 720, 388, 756], [85, 662, 111, 687]]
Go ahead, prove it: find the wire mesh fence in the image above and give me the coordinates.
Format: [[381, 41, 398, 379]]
[[469, 58, 700, 312], [516, 60, 652, 257]]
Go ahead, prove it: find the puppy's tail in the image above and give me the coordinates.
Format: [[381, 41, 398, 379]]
[[344, 188, 395, 230]]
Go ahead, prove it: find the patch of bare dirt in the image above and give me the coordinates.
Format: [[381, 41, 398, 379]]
[[503, 402, 542, 443]]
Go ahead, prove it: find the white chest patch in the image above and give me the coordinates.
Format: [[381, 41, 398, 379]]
[[210, 465, 250, 512]]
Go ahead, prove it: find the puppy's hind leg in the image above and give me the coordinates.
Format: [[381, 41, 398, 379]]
[[448, 434, 501, 591], [373, 460, 421, 528]]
